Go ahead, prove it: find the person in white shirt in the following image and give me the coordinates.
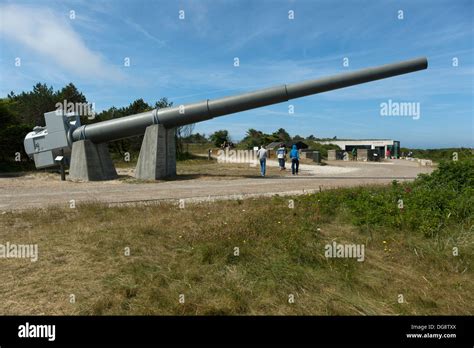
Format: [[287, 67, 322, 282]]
[[256, 145, 268, 177], [276, 144, 287, 170]]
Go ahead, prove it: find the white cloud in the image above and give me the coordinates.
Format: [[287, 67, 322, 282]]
[[0, 4, 123, 81]]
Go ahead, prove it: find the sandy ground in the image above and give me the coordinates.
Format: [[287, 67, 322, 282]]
[[0, 159, 433, 211]]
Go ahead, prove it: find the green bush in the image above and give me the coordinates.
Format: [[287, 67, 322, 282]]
[[299, 159, 473, 237], [400, 147, 473, 163], [414, 158, 474, 192], [306, 141, 341, 158]]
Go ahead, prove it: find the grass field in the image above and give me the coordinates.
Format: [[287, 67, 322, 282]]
[[0, 160, 472, 315]]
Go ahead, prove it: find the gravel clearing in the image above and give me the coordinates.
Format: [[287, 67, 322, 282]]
[[0, 159, 433, 211]]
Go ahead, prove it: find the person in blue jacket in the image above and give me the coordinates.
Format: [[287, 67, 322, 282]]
[[289, 144, 300, 175]]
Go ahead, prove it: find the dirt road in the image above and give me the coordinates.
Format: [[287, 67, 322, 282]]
[[0, 159, 433, 210]]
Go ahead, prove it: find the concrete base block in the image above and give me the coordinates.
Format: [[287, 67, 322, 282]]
[[357, 149, 369, 161], [135, 124, 176, 180], [303, 150, 321, 163], [69, 140, 118, 181], [327, 149, 337, 161]]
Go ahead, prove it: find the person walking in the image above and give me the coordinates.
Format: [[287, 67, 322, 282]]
[[289, 144, 300, 175], [276, 144, 287, 170], [256, 145, 268, 177], [386, 148, 391, 160]]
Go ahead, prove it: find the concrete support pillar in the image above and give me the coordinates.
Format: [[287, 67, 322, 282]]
[[135, 124, 176, 180], [69, 140, 118, 181]]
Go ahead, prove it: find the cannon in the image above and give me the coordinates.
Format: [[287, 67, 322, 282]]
[[24, 57, 428, 180]]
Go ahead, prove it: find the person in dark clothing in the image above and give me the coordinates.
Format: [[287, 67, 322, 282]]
[[289, 144, 299, 175]]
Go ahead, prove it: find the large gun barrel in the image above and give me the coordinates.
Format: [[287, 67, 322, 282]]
[[24, 57, 427, 171], [72, 57, 427, 144]]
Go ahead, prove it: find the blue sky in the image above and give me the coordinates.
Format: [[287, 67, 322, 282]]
[[0, 0, 472, 148]]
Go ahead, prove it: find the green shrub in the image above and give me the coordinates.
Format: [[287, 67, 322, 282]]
[[300, 160, 474, 237], [414, 158, 474, 192]]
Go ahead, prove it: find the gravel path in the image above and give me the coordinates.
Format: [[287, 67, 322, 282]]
[[0, 160, 433, 211], [265, 159, 359, 175]]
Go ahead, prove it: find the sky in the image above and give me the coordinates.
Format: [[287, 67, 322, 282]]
[[0, 0, 473, 148]]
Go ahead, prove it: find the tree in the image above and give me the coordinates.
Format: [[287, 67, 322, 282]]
[[93, 106, 117, 123], [0, 99, 15, 127], [272, 128, 291, 143], [293, 135, 304, 141], [0, 99, 31, 164], [56, 83, 87, 108], [126, 98, 152, 114], [183, 133, 208, 143], [307, 134, 316, 140], [7, 82, 88, 126], [209, 130, 230, 147], [239, 128, 264, 148], [8, 83, 56, 126], [155, 97, 172, 109]]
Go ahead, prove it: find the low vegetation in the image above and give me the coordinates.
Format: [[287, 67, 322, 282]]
[[306, 141, 341, 158], [401, 147, 472, 162], [0, 160, 472, 315]]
